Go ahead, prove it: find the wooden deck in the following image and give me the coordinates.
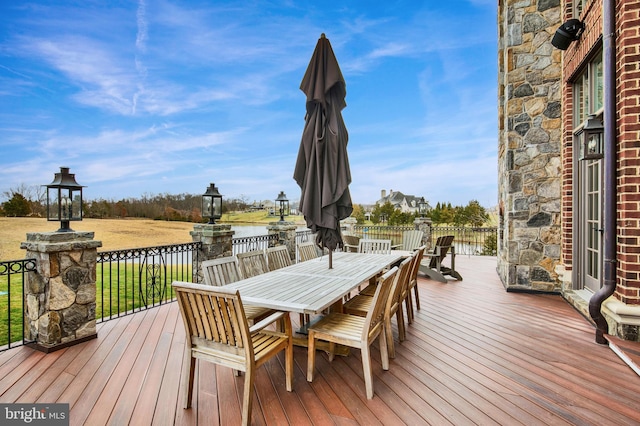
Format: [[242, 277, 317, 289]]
[[1, 256, 639, 425]]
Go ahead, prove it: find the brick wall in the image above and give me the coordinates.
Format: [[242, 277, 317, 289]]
[[614, 0, 640, 304], [561, 0, 640, 305]]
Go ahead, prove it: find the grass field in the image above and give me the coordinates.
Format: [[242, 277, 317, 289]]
[[0, 214, 306, 261]]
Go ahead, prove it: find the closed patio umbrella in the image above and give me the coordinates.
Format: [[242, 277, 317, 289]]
[[294, 33, 353, 268]]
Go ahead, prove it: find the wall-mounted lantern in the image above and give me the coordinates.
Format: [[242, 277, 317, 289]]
[[418, 197, 428, 218], [202, 183, 223, 224], [45, 167, 85, 232], [578, 115, 604, 160], [275, 191, 289, 222]]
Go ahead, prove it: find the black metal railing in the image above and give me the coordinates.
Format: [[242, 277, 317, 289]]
[[232, 234, 278, 255], [431, 226, 498, 256], [352, 225, 414, 246], [0, 258, 37, 351], [96, 242, 200, 322]]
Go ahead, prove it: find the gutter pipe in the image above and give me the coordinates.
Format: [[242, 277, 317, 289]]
[[588, 0, 617, 345]]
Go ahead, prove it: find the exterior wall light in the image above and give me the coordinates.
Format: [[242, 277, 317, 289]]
[[202, 183, 223, 224], [551, 19, 585, 50], [578, 115, 604, 160], [45, 167, 85, 232], [275, 191, 290, 222]]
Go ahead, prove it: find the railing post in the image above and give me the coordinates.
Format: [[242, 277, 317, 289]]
[[20, 231, 102, 352], [190, 224, 234, 283], [414, 217, 432, 250], [267, 221, 297, 262]]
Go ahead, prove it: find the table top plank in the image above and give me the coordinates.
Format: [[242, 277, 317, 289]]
[[224, 252, 405, 314]]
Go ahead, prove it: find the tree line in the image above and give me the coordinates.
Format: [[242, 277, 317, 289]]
[[0, 185, 260, 222], [350, 200, 490, 227], [2, 184, 492, 227]]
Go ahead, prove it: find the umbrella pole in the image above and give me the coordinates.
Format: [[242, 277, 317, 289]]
[[329, 249, 333, 269]]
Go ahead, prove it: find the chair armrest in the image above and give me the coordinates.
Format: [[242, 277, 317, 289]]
[[249, 311, 288, 333], [391, 244, 402, 250]]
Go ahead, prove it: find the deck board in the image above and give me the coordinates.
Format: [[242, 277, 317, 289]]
[[1, 256, 640, 425]]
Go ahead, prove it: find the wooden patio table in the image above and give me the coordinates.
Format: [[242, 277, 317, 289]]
[[223, 251, 410, 317]]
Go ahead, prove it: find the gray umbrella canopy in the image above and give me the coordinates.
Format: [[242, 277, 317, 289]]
[[294, 33, 353, 253]]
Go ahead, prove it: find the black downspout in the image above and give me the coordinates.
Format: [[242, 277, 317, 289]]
[[588, 0, 617, 345]]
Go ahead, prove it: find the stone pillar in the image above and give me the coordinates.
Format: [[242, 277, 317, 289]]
[[341, 217, 357, 235], [20, 231, 102, 352], [414, 217, 432, 250], [190, 224, 234, 283], [497, 0, 562, 292], [267, 221, 297, 262]]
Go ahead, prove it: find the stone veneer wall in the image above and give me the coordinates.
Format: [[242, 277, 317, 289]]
[[498, 0, 564, 291]]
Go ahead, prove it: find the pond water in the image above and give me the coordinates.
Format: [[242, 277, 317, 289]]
[[230, 224, 308, 238]]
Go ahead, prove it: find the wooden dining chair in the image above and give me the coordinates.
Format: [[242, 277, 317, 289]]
[[200, 256, 273, 323], [297, 240, 319, 262], [307, 266, 398, 399], [173, 282, 293, 426], [266, 245, 293, 271], [342, 234, 360, 252], [405, 245, 426, 323], [344, 257, 412, 358], [358, 239, 392, 254], [237, 249, 268, 278]]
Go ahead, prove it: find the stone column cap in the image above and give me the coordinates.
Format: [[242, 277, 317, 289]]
[[21, 231, 102, 252]]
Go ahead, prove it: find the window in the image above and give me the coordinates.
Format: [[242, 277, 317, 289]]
[[574, 0, 584, 17], [573, 52, 603, 125]]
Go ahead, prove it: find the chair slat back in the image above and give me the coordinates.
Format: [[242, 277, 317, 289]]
[[297, 241, 319, 262], [266, 246, 293, 271], [202, 256, 243, 286], [428, 236, 455, 269], [388, 257, 412, 314], [174, 282, 251, 358], [342, 234, 360, 252], [358, 239, 392, 254], [401, 230, 424, 251], [410, 245, 426, 286], [237, 250, 268, 278], [364, 266, 397, 340]]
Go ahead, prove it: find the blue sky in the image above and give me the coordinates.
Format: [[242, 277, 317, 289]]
[[0, 0, 497, 207]]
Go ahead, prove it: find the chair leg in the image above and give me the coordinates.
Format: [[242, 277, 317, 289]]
[[307, 332, 316, 382], [284, 316, 294, 392], [406, 291, 415, 323], [396, 309, 406, 342], [328, 341, 336, 362], [241, 367, 255, 426], [414, 284, 421, 311], [361, 345, 375, 399], [182, 349, 196, 409], [385, 317, 395, 359], [379, 330, 390, 371]]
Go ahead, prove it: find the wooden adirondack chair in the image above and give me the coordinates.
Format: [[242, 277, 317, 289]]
[[397, 230, 424, 251], [418, 235, 463, 283]]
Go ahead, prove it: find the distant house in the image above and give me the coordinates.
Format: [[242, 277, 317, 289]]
[[376, 189, 431, 214]]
